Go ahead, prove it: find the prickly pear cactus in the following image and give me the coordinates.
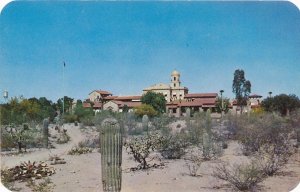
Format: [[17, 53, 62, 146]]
[[100, 118, 122, 192], [42, 117, 49, 148]]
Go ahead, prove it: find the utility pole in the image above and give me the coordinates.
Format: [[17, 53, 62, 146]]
[[63, 62, 66, 117]]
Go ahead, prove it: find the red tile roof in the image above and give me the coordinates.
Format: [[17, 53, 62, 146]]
[[114, 96, 142, 101], [167, 97, 216, 107], [184, 93, 218, 98], [122, 101, 142, 108], [104, 96, 118, 100], [93, 102, 102, 108], [89, 90, 112, 95], [109, 100, 142, 108], [83, 102, 91, 108]]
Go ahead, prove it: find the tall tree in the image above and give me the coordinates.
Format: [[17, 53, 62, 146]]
[[232, 69, 251, 114], [261, 94, 300, 116], [141, 91, 166, 114]]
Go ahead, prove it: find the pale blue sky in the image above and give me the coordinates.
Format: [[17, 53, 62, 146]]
[[0, 1, 299, 102]]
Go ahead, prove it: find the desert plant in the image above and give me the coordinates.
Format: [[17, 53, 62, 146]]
[[1, 167, 16, 190], [56, 131, 70, 144], [1, 161, 55, 182], [99, 118, 123, 192], [159, 133, 189, 159], [125, 132, 163, 169], [68, 146, 92, 155], [185, 154, 203, 177], [3, 123, 32, 152], [236, 113, 292, 156], [78, 136, 100, 149], [26, 177, 54, 192], [43, 117, 50, 148], [142, 114, 149, 133], [254, 143, 292, 176], [212, 161, 264, 191], [202, 110, 223, 160]]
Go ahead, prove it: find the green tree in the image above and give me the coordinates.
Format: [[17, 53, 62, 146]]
[[141, 91, 166, 114], [215, 96, 230, 113], [57, 96, 74, 114], [232, 69, 251, 114], [134, 104, 158, 118], [261, 94, 300, 116]]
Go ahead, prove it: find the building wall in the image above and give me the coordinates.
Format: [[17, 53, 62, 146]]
[[170, 89, 185, 101], [89, 91, 102, 102], [103, 101, 120, 112]]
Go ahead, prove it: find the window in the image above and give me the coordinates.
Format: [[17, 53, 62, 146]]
[[174, 83, 176, 87], [172, 108, 177, 113], [174, 77, 176, 81]]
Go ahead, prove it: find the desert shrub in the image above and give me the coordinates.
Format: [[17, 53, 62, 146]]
[[26, 178, 54, 192], [1, 161, 55, 182], [1, 167, 16, 190], [185, 154, 203, 177], [78, 137, 100, 148], [125, 132, 164, 169], [288, 109, 300, 146], [201, 137, 223, 161], [159, 133, 189, 159], [63, 113, 78, 123], [223, 113, 239, 139], [1, 123, 42, 152], [212, 161, 264, 191], [81, 116, 94, 126], [68, 146, 92, 155], [254, 143, 292, 176], [235, 113, 292, 156], [56, 132, 70, 144], [151, 114, 176, 130]]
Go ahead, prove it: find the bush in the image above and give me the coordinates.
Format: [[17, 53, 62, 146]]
[[254, 143, 292, 176], [125, 132, 163, 169], [185, 154, 203, 177], [134, 104, 158, 118], [235, 113, 292, 156], [68, 146, 93, 155], [78, 137, 100, 149], [159, 133, 189, 159], [212, 161, 264, 191], [63, 113, 78, 123], [1, 123, 42, 152], [56, 132, 70, 144]]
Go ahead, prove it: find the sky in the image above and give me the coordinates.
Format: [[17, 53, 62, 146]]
[[0, 1, 300, 102]]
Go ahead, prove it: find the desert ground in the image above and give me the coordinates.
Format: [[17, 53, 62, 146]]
[[1, 123, 300, 192]]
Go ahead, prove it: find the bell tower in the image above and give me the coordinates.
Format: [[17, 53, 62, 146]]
[[170, 70, 180, 88]]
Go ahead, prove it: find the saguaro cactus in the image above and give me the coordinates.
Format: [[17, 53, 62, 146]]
[[43, 117, 50, 148], [202, 109, 212, 160], [100, 118, 123, 192], [142, 114, 149, 133]]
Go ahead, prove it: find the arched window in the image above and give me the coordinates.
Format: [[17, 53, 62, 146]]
[[174, 77, 176, 81]]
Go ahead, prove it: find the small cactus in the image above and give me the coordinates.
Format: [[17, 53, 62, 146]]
[[186, 108, 191, 118], [142, 114, 149, 133], [42, 117, 50, 148], [202, 110, 212, 160], [100, 118, 122, 192]]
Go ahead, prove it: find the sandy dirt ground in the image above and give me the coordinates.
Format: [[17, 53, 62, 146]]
[[1, 124, 299, 192]]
